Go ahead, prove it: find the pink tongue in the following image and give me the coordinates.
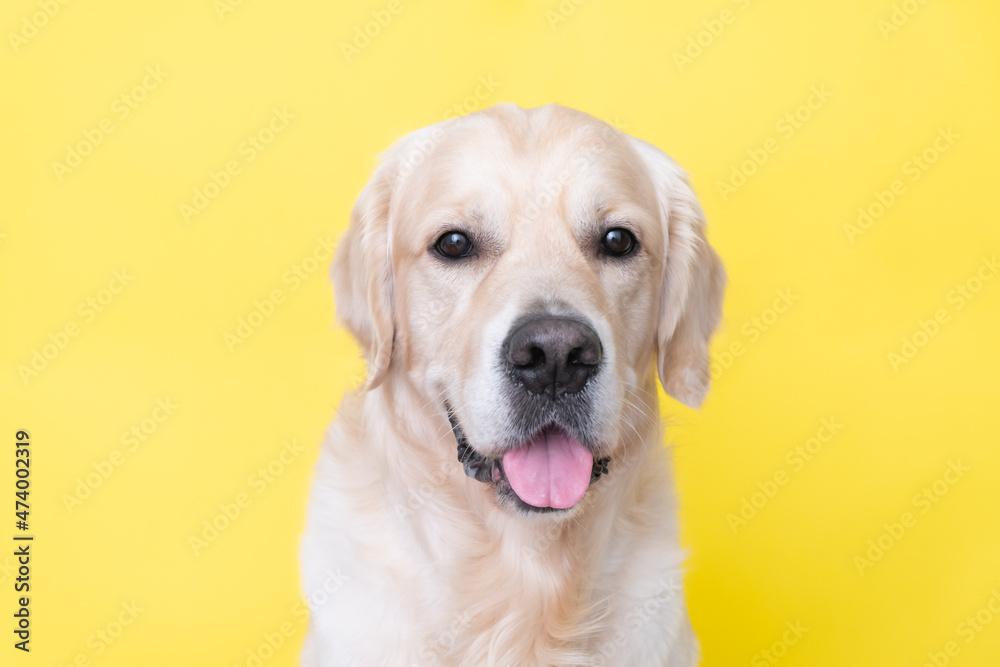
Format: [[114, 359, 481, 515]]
[[502, 431, 593, 509]]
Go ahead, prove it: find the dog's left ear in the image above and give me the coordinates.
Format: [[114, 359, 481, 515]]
[[630, 137, 726, 408], [331, 157, 397, 390]]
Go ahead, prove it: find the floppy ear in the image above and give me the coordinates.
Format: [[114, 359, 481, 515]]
[[630, 138, 726, 408], [331, 158, 397, 390]]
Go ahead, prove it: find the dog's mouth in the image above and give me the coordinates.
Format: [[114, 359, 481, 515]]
[[448, 408, 611, 513]]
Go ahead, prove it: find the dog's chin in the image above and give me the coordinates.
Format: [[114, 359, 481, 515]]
[[447, 408, 611, 517], [496, 480, 587, 518]]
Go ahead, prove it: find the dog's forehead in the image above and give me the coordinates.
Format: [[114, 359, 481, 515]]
[[395, 107, 656, 227]]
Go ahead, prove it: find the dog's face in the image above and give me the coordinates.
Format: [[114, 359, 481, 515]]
[[334, 104, 724, 515]]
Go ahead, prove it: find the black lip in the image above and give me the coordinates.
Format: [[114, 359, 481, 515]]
[[445, 403, 611, 512]]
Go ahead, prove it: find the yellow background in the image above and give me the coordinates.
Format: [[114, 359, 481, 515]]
[[3, 0, 999, 665]]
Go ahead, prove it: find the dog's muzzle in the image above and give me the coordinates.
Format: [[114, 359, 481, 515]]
[[443, 312, 613, 511]]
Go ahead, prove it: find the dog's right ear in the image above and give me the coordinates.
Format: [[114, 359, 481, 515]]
[[628, 136, 726, 409], [332, 159, 397, 390]]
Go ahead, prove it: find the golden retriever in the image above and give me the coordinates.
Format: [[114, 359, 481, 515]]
[[300, 103, 725, 666]]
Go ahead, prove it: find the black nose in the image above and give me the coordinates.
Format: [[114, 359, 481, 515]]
[[505, 316, 602, 397]]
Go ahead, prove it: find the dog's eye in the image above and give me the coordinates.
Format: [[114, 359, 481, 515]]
[[435, 231, 473, 259], [600, 228, 636, 257]]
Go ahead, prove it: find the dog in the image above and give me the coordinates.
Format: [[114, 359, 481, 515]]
[[300, 103, 725, 666]]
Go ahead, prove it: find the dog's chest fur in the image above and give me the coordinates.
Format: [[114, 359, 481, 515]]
[[300, 390, 697, 667]]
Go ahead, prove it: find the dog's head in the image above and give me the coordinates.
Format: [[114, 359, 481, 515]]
[[333, 104, 724, 515]]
